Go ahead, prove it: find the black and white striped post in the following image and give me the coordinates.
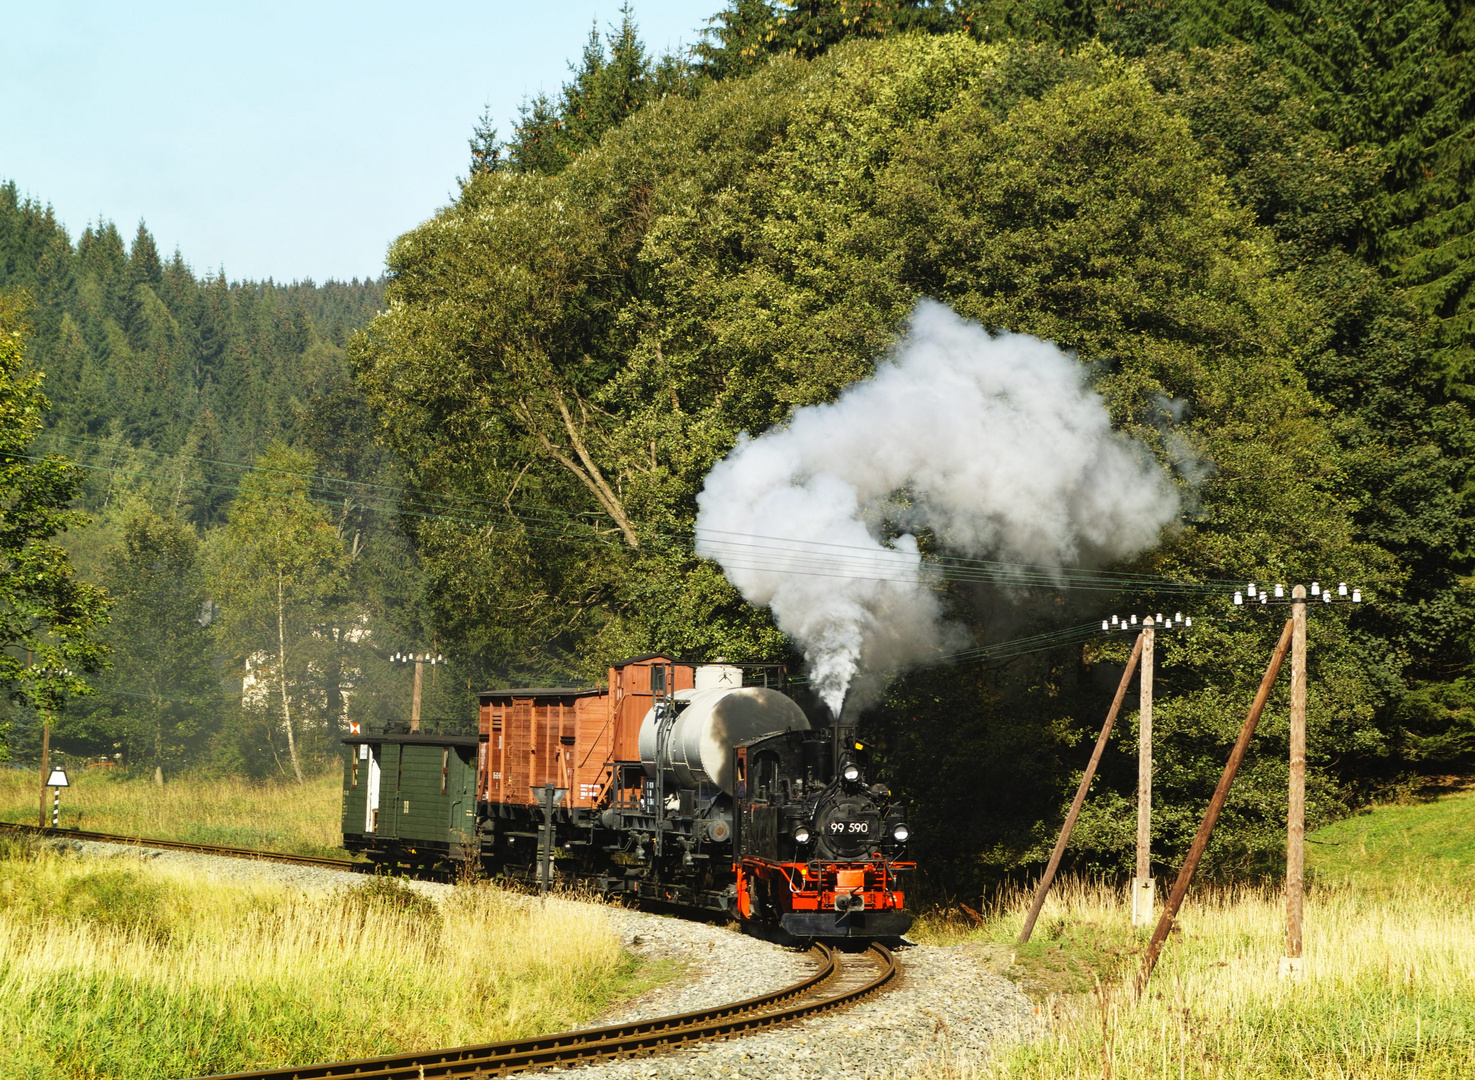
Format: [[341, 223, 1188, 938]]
[[45, 766, 68, 827]]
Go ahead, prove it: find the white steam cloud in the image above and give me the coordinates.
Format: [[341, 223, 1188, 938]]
[[694, 301, 1181, 717]]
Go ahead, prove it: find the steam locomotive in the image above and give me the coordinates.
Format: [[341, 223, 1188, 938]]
[[340, 653, 913, 939]]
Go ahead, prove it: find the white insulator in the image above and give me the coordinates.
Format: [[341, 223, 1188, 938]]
[[1338, 582, 1348, 596], [1274, 584, 1284, 598], [1352, 589, 1362, 603], [1248, 583, 1257, 597], [1311, 582, 1321, 596], [1234, 592, 1243, 606], [1102, 620, 1109, 630]]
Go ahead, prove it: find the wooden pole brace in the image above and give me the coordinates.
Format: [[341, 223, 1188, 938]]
[[1134, 618, 1294, 996], [1019, 632, 1145, 944]]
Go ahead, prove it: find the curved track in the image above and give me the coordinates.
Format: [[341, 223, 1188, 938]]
[[2, 823, 902, 1077], [0, 821, 360, 871], [195, 943, 895, 1080]]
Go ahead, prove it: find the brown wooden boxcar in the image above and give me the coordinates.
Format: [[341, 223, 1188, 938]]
[[477, 653, 695, 811]]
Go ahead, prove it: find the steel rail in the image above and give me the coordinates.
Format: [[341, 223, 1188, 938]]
[[193, 944, 896, 1080], [0, 821, 361, 871]]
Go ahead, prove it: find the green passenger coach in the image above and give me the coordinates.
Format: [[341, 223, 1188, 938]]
[[342, 733, 480, 864]]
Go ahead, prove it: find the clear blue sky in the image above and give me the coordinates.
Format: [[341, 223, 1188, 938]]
[[2, 2, 715, 284]]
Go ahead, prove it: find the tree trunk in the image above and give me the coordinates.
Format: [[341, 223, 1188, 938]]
[[519, 396, 640, 547], [277, 573, 305, 785]]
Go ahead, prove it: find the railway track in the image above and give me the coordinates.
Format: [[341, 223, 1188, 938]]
[[194, 942, 895, 1080], [4, 822, 902, 1077], [0, 821, 361, 871]]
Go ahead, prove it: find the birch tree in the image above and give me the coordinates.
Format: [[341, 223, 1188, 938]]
[[211, 443, 345, 783]]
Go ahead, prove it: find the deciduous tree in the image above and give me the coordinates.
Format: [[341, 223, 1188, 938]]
[[211, 443, 346, 783]]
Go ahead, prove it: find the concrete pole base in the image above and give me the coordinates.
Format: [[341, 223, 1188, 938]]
[[1130, 876, 1156, 927], [1278, 956, 1306, 980]]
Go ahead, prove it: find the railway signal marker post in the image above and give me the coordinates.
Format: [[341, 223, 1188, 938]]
[[46, 767, 68, 827], [1132, 618, 1155, 928]]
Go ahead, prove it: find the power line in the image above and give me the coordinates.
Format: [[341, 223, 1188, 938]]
[[26, 431, 1238, 597]]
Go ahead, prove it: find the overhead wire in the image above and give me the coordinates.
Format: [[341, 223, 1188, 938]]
[[24, 432, 1227, 683], [25, 430, 1238, 598]]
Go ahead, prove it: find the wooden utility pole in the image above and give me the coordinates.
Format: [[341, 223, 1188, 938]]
[[1132, 617, 1155, 927], [1135, 619, 1293, 995], [1020, 633, 1145, 944], [37, 710, 51, 829], [1283, 585, 1308, 977], [392, 651, 442, 733], [411, 659, 425, 733]]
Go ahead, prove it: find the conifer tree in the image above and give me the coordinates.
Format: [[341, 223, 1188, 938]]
[[129, 222, 163, 289], [465, 105, 502, 179]]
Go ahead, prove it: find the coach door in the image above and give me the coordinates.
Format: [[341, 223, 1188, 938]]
[[365, 745, 382, 833]]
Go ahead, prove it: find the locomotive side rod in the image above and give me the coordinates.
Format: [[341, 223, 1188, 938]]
[[1018, 632, 1145, 944]]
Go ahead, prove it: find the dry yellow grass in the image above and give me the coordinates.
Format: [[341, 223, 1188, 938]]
[[0, 835, 649, 1078], [909, 877, 1475, 1079], [0, 766, 344, 855]]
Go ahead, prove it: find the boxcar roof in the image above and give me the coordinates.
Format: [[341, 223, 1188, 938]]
[[341, 734, 481, 747], [477, 686, 603, 700], [609, 652, 681, 667]]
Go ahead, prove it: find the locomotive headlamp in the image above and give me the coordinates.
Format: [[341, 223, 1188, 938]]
[[842, 762, 861, 783], [793, 826, 812, 844], [891, 823, 911, 843]]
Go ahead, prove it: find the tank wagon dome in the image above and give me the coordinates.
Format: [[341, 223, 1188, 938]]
[[640, 683, 810, 795]]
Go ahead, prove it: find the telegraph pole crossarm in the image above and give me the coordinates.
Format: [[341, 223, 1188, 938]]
[[389, 650, 444, 733]]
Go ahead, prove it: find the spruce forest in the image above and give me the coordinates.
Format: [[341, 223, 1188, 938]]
[[2, 0, 1473, 895]]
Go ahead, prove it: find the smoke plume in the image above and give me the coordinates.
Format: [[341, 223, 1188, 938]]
[[694, 301, 1182, 718]]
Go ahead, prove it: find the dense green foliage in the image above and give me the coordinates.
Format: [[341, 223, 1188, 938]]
[[72, 511, 221, 773], [0, 185, 468, 777], [362, 28, 1475, 890], [490, 7, 697, 177], [0, 300, 109, 752], [3, 2, 1472, 891], [0, 184, 384, 490], [703, 0, 1475, 384]]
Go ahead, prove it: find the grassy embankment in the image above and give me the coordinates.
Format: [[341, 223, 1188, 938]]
[[909, 785, 1475, 1078], [0, 833, 662, 1079], [0, 767, 344, 856]]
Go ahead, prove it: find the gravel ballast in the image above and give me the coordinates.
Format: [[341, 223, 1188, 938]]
[[49, 838, 1035, 1077]]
